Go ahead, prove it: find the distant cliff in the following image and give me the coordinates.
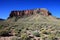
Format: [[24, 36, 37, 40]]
[[9, 8, 52, 18]]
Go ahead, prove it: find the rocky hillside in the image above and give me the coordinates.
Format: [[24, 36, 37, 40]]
[[0, 8, 60, 40]]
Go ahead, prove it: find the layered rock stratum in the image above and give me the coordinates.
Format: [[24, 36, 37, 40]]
[[9, 8, 51, 18]]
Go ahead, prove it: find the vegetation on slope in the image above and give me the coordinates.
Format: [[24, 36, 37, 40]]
[[0, 14, 60, 40]]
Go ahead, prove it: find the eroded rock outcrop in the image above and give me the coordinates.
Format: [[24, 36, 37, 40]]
[[9, 8, 52, 18]]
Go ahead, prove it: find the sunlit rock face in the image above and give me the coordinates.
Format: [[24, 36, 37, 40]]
[[9, 8, 52, 18], [40, 8, 51, 16]]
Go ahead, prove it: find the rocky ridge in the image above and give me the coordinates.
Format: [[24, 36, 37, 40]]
[[9, 8, 52, 18]]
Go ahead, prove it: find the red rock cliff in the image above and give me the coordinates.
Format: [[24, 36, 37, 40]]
[[9, 8, 52, 18]]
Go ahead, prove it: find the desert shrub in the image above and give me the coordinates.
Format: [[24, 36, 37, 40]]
[[42, 34, 57, 40], [56, 31, 60, 37], [0, 25, 13, 36], [15, 30, 21, 37], [15, 17, 20, 22], [48, 34, 56, 40], [0, 30, 10, 36], [42, 31, 50, 35], [41, 28, 51, 35], [21, 33, 29, 40], [33, 31, 40, 37], [0, 25, 4, 29]]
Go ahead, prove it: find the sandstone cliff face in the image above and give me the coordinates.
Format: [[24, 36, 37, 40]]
[[9, 8, 52, 18]]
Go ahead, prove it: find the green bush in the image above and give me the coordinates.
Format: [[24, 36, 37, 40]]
[[33, 31, 40, 37]]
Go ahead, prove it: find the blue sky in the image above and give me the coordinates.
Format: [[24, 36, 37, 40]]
[[0, 0, 60, 19]]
